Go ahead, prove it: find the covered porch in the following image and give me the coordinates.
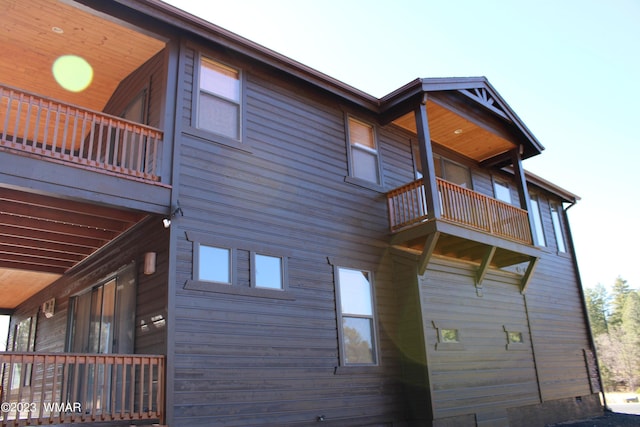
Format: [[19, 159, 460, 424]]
[[381, 79, 542, 289]]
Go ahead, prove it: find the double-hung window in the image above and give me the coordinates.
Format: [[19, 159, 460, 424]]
[[197, 57, 241, 140], [336, 267, 377, 365], [347, 117, 381, 185]]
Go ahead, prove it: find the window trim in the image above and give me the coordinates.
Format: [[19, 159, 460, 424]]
[[184, 232, 295, 300], [334, 265, 379, 367], [189, 52, 247, 149], [345, 115, 384, 188], [549, 202, 567, 253]]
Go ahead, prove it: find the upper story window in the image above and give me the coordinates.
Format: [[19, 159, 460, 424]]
[[197, 57, 241, 140], [347, 117, 381, 185], [434, 155, 472, 189], [335, 267, 378, 365], [529, 194, 546, 247], [550, 203, 567, 252], [493, 179, 512, 204]]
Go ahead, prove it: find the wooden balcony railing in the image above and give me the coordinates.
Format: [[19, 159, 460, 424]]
[[0, 352, 164, 427], [387, 178, 533, 245], [0, 84, 163, 181]]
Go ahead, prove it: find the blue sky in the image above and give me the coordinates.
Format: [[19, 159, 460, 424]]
[[164, 0, 639, 290]]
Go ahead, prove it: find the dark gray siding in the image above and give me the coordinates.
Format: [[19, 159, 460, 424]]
[[169, 45, 406, 426], [420, 257, 540, 427]]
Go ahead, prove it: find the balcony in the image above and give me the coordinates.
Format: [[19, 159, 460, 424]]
[[0, 85, 163, 183], [0, 352, 165, 427], [387, 178, 539, 290], [388, 178, 532, 245]]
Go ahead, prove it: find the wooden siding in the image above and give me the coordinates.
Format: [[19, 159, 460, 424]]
[[7, 217, 169, 356], [169, 45, 406, 426], [420, 257, 540, 427]]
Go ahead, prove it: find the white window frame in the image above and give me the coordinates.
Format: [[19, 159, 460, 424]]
[[335, 266, 379, 366]]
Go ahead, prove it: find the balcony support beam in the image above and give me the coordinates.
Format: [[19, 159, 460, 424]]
[[475, 246, 497, 295], [418, 231, 440, 275], [521, 256, 539, 294], [414, 95, 441, 220]]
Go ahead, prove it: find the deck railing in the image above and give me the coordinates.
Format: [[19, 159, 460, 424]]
[[387, 178, 533, 245], [0, 352, 164, 427], [0, 84, 163, 181]]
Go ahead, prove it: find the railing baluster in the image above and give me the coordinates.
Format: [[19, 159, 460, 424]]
[[387, 177, 531, 244]]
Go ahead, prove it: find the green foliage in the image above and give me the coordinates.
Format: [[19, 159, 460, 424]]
[[585, 277, 640, 392], [585, 283, 609, 336]]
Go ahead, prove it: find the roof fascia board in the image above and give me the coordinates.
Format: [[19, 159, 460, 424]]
[[100, 0, 379, 111]]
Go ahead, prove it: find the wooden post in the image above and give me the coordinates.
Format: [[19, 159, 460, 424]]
[[414, 96, 440, 219], [511, 147, 536, 245]]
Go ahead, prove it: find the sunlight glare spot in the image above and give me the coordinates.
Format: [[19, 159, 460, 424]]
[[52, 55, 94, 92]]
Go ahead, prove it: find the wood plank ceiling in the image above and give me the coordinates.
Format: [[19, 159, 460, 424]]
[[393, 100, 516, 163], [0, 188, 146, 309], [0, 0, 163, 310]]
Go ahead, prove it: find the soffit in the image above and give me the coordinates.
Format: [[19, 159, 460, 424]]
[[0, 0, 165, 111], [0, 187, 146, 310]]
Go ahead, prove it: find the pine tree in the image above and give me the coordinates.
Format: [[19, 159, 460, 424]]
[[609, 276, 631, 327], [585, 283, 609, 336]]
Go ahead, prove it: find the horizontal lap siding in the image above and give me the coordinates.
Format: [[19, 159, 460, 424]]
[[171, 48, 405, 426], [421, 257, 539, 426]]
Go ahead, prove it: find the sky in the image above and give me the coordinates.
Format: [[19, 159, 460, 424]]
[[163, 0, 640, 291]]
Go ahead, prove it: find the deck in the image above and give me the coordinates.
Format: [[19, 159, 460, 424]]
[[0, 353, 165, 427]]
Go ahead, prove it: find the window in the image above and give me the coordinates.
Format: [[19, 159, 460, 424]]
[[550, 203, 567, 252], [198, 244, 232, 284], [336, 267, 377, 365], [434, 155, 472, 188], [253, 253, 284, 290], [347, 117, 380, 185], [197, 57, 241, 140], [433, 321, 464, 351], [529, 195, 546, 246], [504, 325, 526, 350], [493, 179, 512, 204]]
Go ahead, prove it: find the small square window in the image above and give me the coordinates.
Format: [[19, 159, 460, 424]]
[[254, 254, 283, 290], [433, 321, 464, 351], [441, 328, 459, 343], [508, 331, 523, 344], [198, 245, 231, 284], [504, 325, 526, 350]]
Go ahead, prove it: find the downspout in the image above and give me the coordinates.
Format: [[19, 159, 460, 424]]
[[563, 201, 608, 410]]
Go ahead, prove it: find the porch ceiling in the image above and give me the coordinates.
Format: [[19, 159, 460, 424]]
[[393, 100, 517, 163], [0, 0, 165, 112], [0, 187, 146, 310]]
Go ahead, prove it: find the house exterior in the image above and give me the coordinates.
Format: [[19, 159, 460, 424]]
[[0, 1, 603, 426]]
